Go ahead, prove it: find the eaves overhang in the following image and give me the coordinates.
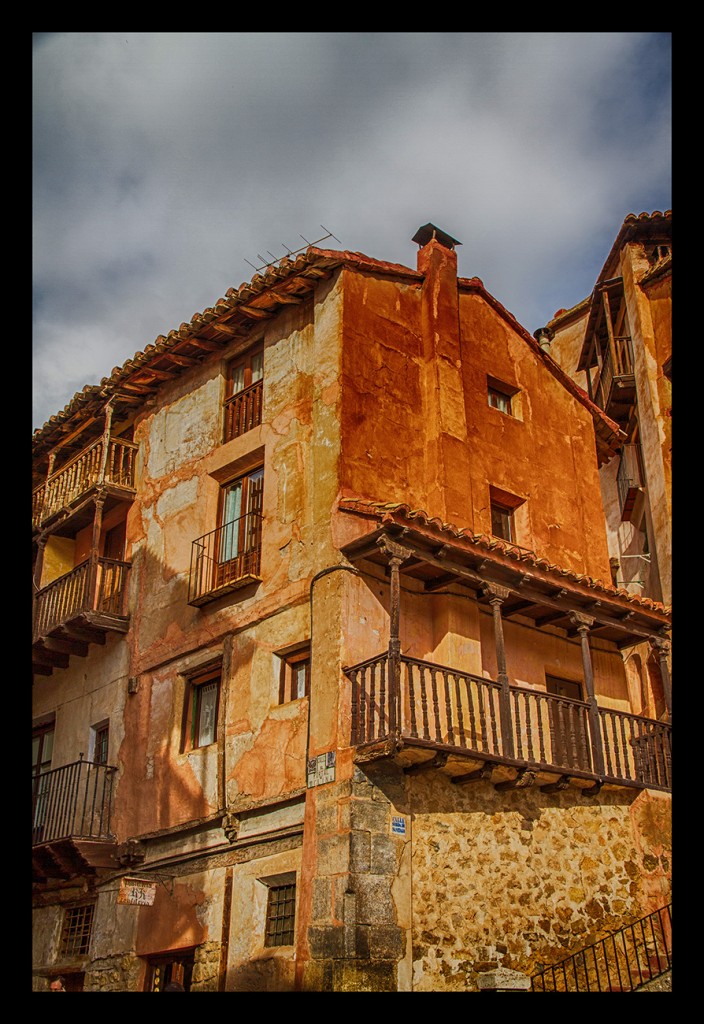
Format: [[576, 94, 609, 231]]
[[338, 498, 671, 649]]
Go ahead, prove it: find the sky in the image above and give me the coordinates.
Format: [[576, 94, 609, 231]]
[[32, 32, 671, 433]]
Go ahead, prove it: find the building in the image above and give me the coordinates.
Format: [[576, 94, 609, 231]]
[[539, 210, 672, 723], [32, 219, 672, 992]]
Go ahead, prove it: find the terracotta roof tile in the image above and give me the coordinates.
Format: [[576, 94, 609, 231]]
[[338, 497, 671, 617]]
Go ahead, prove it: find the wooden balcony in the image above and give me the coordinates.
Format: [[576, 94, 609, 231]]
[[34, 434, 138, 531], [32, 557, 130, 675], [188, 511, 263, 606], [344, 653, 671, 793], [32, 758, 117, 882], [223, 379, 263, 443], [592, 336, 636, 426]]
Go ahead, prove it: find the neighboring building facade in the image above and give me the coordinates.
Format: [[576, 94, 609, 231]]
[[32, 220, 671, 992], [540, 210, 672, 722]]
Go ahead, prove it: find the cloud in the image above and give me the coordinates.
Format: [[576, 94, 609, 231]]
[[32, 32, 671, 431]]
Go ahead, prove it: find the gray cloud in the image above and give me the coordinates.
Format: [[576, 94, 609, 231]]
[[33, 31, 671, 431]]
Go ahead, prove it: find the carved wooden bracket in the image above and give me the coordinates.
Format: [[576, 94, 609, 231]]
[[568, 611, 595, 632], [540, 774, 571, 794], [115, 839, 146, 868], [222, 813, 241, 844], [404, 752, 449, 775], [481, 582, 512, 603], [376, 535, 413, 564], [494, 768, 536, 792], [451, 762, 497, 786]]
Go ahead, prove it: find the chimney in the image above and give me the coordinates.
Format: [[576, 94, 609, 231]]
[[412, 222, 462, 273], [534, 326, 554, 352]]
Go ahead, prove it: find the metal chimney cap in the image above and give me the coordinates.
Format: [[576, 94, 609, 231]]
[[412, 223, 462, 250]]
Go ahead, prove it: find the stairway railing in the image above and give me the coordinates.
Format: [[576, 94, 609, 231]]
[[530, 904, 672, 992]]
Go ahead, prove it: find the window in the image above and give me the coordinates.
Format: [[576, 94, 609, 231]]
[[183, 667, 221, 750], [487, 376, 518, 416], [32, 720, 54, 842], [60, 903, 95, 957], [264, 882, 296, 947], [216, 468, 264, 588], [223, 345, 264, 442], [92, 721, 109, 765], [279, 644, 311, 703], [490, 501, 515, 542], [189, 466, 265, 605], [488, 485, 526, 545]]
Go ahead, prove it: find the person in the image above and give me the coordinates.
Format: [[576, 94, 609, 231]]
[[163, 981, 185, 991], [49, 976, 66, 992]]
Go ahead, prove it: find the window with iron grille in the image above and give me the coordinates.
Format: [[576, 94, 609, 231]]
[[264, 883, 296, 947], [60, 903, 95, 957]]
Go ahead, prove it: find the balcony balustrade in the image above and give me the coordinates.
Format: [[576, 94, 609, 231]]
[[592, 336, 635, 416], [189, 511, 263, 605], [34, 435, 138, 528], [33, 556, 130, 643], [345, 653, 671, 792], [32, 757, 116, 846], [223, 379, 263, 442]]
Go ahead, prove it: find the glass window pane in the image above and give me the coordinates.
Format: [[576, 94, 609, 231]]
[[196, 681, 218, 746], [251, 351, 264, 382], [293, 663, 307, 699], [230, 364, 245, 394]]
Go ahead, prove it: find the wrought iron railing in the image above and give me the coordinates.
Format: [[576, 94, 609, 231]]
[[344, 653, 671, 791], [36, 435, 138, 526], [32, 757, 116, 845], [223, 380, 263, 442], [33, 557, 130, 642], [617, 443, 645, 517], [531, 904, 672, 991], [188, 511, 263, 605]]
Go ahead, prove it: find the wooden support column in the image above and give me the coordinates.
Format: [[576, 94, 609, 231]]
[[569, 612, 605, 776], [601, 288, 618, 372], [377, 536, 411, 741], [88, 493, 106, 611], [649, 634, 672, 720], [98, 398, 116, 485], [482, 583, 514, 759]]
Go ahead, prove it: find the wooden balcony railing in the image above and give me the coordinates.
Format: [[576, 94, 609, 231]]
[[188, 511, 263, 605], [223, 379, 263, 442], [593, 336, 635, 413], [33, 557, 130, 642], [32, 484, 46, 531], [32, 757, 116, 845], [37, 435, 138, 526], [345, 653, 671, 792]]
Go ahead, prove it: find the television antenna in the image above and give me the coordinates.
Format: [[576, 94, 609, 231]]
[[245, 225, 342, 273]]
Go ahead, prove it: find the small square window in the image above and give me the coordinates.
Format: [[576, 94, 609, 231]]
[[264, 882, 296, 947], [487, 376, 518, 416], [183, 667, 221, 750], [279, 645, 311, 703], [60, 903, 95, 957]]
